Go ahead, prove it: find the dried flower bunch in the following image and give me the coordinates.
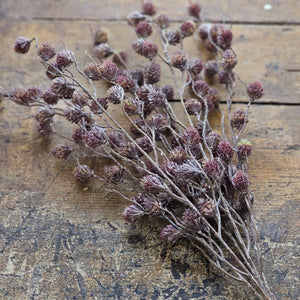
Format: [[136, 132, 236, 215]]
[[6, 1, 275, 299]]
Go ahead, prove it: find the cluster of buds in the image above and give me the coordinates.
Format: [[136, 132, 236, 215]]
[[8, 2, 274, 299]]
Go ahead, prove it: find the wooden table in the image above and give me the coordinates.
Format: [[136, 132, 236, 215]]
[[0, 1, 299, 299]]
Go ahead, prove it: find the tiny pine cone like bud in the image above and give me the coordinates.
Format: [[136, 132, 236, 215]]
[[42, 88, 60, 105], [56, 50, 74, 69], [217, 140, 234, 163], [72, 128, 85, 144], [148, 113, 169, 132], [147, 88, 166, 107], [14, 37, 31, 54], [155, 14, 170, 29], [112, 51, 129, 67], [193, 79, 210, 97], [188, 58, 203, 77], [166, 30, 181, 45], [123, 98, 142, 115], [119, 142, 139, 159], [159, 225, 182, 244], [99, 60, 120, 81], [161, 85, 174, 101], [231, 109, 248, 130], [206, 131, 222, 152], [140, 174, 163, 194], [247, 81, 264, 100], [71, 92, 89, 107], [188, 2, 202, 19], [51, 77, 75, 99], [204, 159, 223, 178], [127, 11, 146, 27], [83, 63, 102, 80], [93, 43, 114, 59], [185, 98, 202, 115], [36, 107, 55, 124], [10, 88, 30, 106], [64, 107, 84, 124], [169, 146, 187, 164], [136, 136, 152, 153], [108, 131, 125, 147], [89, 97, 108, 113], [122, 204, 144, 224], [74, 165, 94, 182], [94, 29, 108, 46], [36, 122, 52, 137], [130, 69, 144, 86], [232, 170, 249, 191], [116, 74, 136, 93], [51, 144, 73, 159], [182, 209, 203, 231], [46, 63, 61, 80], [107, 85, 124, 104], [222, 49, 238, 70], [204, 60, 219, 79], [198, 198, 217, 218], [171, 51, 187, 71], [83, 126, 106, 148], [39, 42, 56, 61], [141, 40, 158, 60], [27, 86, 42, 101], [218, 70, 235, 85], [136, 21, 153, 38], [180, 21, 196, 38], [182, 126, 201, 146], [237, 139, 252, 160], [104, 165, 123, 183], [217, 28, 233, 50], [141, 1, 156, 16], [145, 62, 161, 84], [198, 24, 209, 41]]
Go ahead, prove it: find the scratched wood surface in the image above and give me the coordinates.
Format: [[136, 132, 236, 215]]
[[0, 1, 299, 300]]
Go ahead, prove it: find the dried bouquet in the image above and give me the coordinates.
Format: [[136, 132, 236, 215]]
[[3, 1, 276, 299]]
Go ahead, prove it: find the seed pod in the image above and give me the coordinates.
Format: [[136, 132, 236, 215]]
[[51, 77, 74, 99], [141, 40, 158, 60], [247, 81, 264, 100], [89, 97, 108, 113], [74, 165, 94, 182], [155, 14, 170, 29], [180, 21, 196, 38], [198, 198, 217, 218], [136, 21, 153, 38], [64, 107, 85, 124], [140, 175, 163, 194], [192, 79, 210, 96], [169, 146, 187, 164], [159, 225, 182, 244], [51, 145, 73, 160], [237, 139, 252, 160], [217, 28, 233, 50], [188, 2, 202, 19], [93, 43, 114, 59], [116, 74, 136, 93], [183, 126, 201, 147], [127, 11, 146, 27], [112, 51, 129, 67], [46, 63, 61, 80], [136, 136, 152, 153], [104, 165, 123, 183], [119, 142, 139, 159], [147, 88, 166, 107], [42, 88, 60, 105], [83, 126, 106, 148], [122, 204, 144, 224], [99, 60, 120, 81], [161, 85, 174, 101], [72, 128, 85, 144], [145, 62, 161, 84], [123, 98, 142, 116], [204, 159, 223, 179], [171, 51, 187, 71], [231, 109, 247, 130], [56, 50, 74, 69], [10, 88, 30, 106], [148, 113, 169, 132], [108, 131, 125, 147], [185, 98, 202, 115], [204, 60, 219, 79], [36, 107, 55, 124], [107, 85, 124, 104], [94, 29, 108, 46], [166, 30, 181, 45], [14, 37, 31, 54], [83, 63, 102, 80], [222, 49, 238, 70], [71, 92, 89, 107], [182, 209, 203, 231], [188, 58, 203, 78], [218, 70, 235, 85], [39, 42, 56, 61], [217, 140, 234, 163], [198, 24, 209, 41], [36, 122, 52, 137], [141, 1, 156, 16], [232, 170, 249, 191]]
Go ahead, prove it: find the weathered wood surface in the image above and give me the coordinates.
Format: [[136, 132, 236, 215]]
[[0, 19, 299, 104], [0, 1, 300, 299], [1, 0, 300, 23]]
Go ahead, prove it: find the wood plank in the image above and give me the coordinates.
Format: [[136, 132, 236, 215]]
[[0, 95, 299, 298], [0, 19, 299, 104], [1, 0, 299, 23]]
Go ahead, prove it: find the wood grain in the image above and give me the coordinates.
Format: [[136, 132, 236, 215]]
[[1, 0, 299, 23]]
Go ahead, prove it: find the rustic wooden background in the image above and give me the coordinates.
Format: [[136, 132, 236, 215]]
[[0, 1, 299, 299]]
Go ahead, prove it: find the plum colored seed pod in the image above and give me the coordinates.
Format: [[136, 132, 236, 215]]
[[51, 145, 73, 160], [104, 165, 123, 183], [107, 85, 124, 104], [122, 204, 144, 224], [136, 21, 153, 38], [56, 50, 74, 69], [141, 1, 156, 16], [74, 164, 94, 182], [14, 37, 31, 54], [39, 42, 56, 61], [247, 81, 264, 100], [159, 225, 182, 244]]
